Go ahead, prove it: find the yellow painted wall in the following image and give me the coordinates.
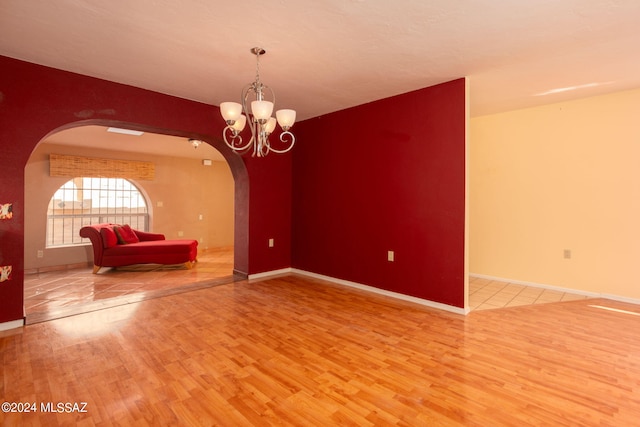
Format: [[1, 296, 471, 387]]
[[470, 88, 640, 300]]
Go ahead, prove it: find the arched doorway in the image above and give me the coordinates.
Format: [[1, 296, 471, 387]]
[[23, 122, 248, 323]]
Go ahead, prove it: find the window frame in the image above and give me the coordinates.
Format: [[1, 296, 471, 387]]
[[46, 177, 150, 247]]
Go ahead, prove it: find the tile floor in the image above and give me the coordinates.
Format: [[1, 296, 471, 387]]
[[469, 276, 590, 311], [23, 247, 237, 324]]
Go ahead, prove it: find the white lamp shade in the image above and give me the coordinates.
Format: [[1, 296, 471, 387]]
[[264, 117, 277, 134], [251, 100, 274, 121], [232, 114, 247, 132], [220, 102, 242, 121], [276, 109, 296, 129]]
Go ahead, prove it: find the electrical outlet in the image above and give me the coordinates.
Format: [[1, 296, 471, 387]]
[[269, 238, 274, 248], [563, 249, 571, 259], [37, 250, 44, 258], [388, 250, 395, 262], [178, 231, 184, 237]]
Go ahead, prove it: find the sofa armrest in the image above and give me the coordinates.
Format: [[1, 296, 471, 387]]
[[79, 225, 107, 267], [134, 230, 166, 241]]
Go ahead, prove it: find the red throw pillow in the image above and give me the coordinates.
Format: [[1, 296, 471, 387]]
[[114, 224, 140, 244], [100, 227, 118, 248]]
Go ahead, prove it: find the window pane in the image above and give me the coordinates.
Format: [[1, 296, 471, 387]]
[[46, 177, 149, 247]]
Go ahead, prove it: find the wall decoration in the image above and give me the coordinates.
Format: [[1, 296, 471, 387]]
[[0, 203, 12, 219], [0, 265, 12, 282]]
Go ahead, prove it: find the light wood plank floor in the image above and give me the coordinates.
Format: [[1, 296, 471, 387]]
[[24, 252, 592, 325], [23, 247, 236, 324], [3, 274, 640, 426]]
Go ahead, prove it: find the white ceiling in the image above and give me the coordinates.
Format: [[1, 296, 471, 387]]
[[2, 0, 640, 155]]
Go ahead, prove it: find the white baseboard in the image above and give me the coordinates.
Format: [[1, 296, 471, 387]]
[[470, 273, 640, 305], [0, 318, 24, 332], [292, 269, 469, 315], [248, 268, 293, 280]]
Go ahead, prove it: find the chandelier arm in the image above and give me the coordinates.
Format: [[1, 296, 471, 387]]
[[254, 133, 260, 157], [267, 85, 275, 108], [257, 128, 270, 157], [242, 85, 258, 144], [265, 131, 296, 154], [222, 126, 254, 152]]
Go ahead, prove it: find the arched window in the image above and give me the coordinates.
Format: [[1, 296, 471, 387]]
[[47, 177, 149, 247]]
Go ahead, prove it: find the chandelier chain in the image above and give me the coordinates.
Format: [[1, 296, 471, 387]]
[[255, 52, 261, 84]]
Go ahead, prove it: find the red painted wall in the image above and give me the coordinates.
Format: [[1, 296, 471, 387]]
[[291, 79, 466, 307], [0, 55, 465, 324], [245, 154, 293, 273], [0, 56, 292, 324]]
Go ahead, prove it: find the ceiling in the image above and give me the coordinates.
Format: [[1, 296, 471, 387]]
[[2, 0, 640, 156], [44, 125, 224, 161]]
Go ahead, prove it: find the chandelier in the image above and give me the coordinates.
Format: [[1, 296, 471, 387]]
[[220, 47, 296, 157]]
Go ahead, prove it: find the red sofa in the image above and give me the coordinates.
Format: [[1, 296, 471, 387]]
[[79, 223, 198, 273]]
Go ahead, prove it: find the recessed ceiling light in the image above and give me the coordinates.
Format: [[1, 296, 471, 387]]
[[107, 127, 144, 136]]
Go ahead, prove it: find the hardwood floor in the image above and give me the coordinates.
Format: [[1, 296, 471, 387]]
[[2, 274, 640, 426], [23, 247, 236, 324], [23, 244, 591, 325]]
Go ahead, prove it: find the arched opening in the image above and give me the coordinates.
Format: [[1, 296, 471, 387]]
[[24, 122, 249, 323]]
